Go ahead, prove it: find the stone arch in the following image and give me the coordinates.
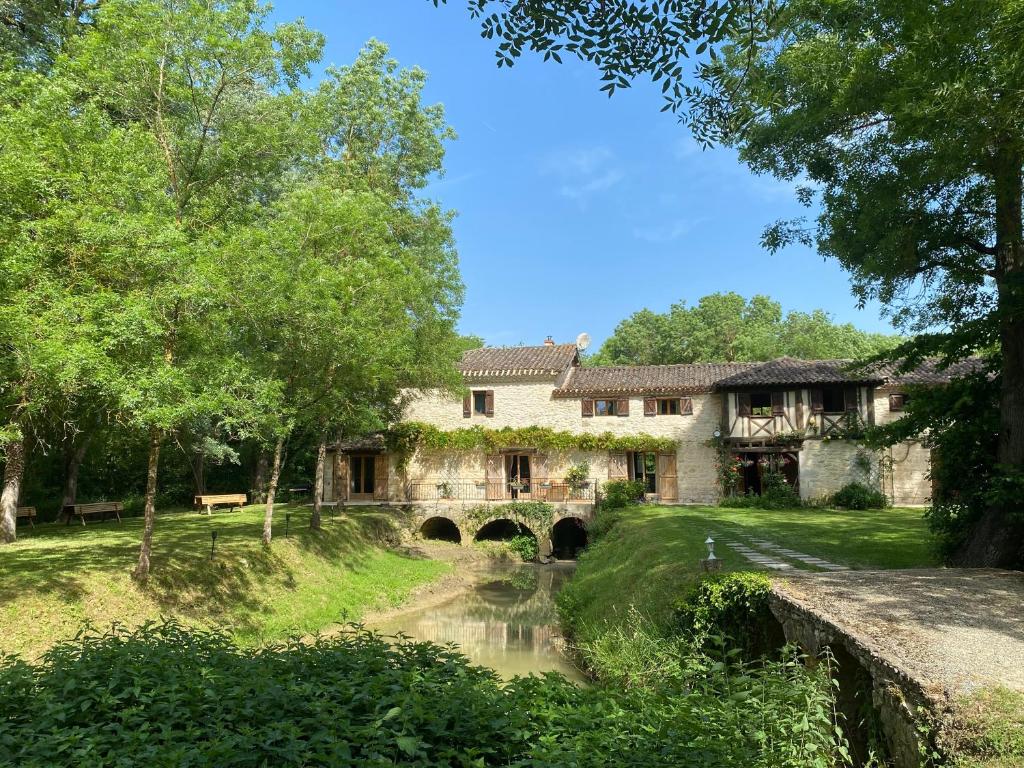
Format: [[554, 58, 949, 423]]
[[419, 516, 462, 544], [473, 518, 536, 542], [550, 516, 588, 559]]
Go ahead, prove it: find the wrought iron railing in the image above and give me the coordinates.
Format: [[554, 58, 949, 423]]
[[405, 479, 598, 503]]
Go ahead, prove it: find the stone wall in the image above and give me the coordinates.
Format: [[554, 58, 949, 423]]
[[403, 378, 722, 503], [798, 440, 874, 501]]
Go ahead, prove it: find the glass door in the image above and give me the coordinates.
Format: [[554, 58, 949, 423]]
[[350, 455, 376, 499], [630, 452, 657, 493], [506, 454, 531, 499]]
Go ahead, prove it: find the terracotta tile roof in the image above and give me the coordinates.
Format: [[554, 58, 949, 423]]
[[875, 357, 988, 387], [458, 343, 579, 378], [553, 363, 761, 397], [712, 357, 884, 388]]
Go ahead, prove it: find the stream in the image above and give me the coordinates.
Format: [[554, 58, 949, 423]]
[[369, 561, 585, 683]]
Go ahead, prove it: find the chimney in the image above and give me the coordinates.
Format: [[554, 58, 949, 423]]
[[543, 336, 555, 346]]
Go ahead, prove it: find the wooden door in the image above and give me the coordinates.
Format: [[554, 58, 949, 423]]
[[658, 453, 678, 502], [373, 454, 389, 501], [485, 453, 504, 500], [335, 454, 349, 502], [349, 455, 375, 500]]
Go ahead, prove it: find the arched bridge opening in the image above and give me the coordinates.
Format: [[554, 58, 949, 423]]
[[551, 517, 588, 559], [474, 518, 536, 543], [419, 516, 462, 544]]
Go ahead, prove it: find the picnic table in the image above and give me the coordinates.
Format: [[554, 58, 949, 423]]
[[16, 506, 36, 527], [63, 502, 123, 525], [194, 493, 247, 515]]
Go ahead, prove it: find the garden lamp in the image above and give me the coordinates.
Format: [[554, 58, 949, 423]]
[[705, 536, 717, 561], [210, 529, 218, 560]]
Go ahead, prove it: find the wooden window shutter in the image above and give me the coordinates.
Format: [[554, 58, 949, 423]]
[[680, 397, 693, 415], [643, 397, 656, 416], [657, 453, 678, 501], [617, 398, 629, 416], [889, 393, 905, 412], [582, 398, 594, 417], [810, 389, 824, 413], [795, 390, 804, 429], [844, 387, 858, 412], [484, 390, 494, 416], [373, 455, 389, 501], [737, 393, 751, 417], [607, 452, 628, 480], [771, 391, 785, 416], [463, 394, 471, 418], [485, 453, 503, 500]]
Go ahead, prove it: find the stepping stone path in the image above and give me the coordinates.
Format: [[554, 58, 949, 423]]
[[716, 535, 848, 572], [718, 539, 793, 570], [748, 539, 848, 571]]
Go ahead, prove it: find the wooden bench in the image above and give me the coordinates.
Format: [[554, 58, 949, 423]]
[[194, 493, 247, 515], [16, 506, 36, 527], [63, 501, 123, 526]]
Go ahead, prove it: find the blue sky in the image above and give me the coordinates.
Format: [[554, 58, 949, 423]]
[[270, 1, 895, 348]]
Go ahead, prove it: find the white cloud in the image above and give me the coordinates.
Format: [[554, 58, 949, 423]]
[[541, 146, 624, 202], [632, 216, 704, 243]]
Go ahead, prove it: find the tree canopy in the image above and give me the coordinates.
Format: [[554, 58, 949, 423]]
[[589, 292, 901, 366]]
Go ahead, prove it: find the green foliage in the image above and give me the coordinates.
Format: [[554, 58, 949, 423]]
[[590, 292, 901, 366], [601, 479, 647, 510], [397, 422, 677, 457], [0, 618, 847, 768], [564, 460, 591, 490], [507, 534, 540, 562], [464, 501, 553, 534], [673, 572, 777, 658], [830, 483, 887, 511], [585, 507, 622, 542]]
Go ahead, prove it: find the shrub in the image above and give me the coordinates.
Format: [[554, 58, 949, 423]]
[[830, 482, 887, 510], [674, 572, 781, 658], [759, 470, 803, 509], [601, 479, 646, 510], [507, 534, 540, 562], [719, 491, 760, 508], [564, 460, 591, 490]]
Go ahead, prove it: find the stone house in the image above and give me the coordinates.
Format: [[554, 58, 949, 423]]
[[323, 339, 963, 515]]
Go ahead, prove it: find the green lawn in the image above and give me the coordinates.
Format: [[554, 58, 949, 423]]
[[0, 505, 450, 659], [562, 504, 937, 642]]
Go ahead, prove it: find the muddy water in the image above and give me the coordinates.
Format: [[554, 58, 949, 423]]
[[369, 562, 585, 682]]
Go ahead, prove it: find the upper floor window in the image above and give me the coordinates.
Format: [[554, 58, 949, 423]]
[[463, 390, 493, 418], [750, 392, 773, 417], [643, 397, 694, 416], [594, 399, 617, 417], [583, 398, 629, 417], [889, 393, 908, 412], [810, 386, 857, 414]]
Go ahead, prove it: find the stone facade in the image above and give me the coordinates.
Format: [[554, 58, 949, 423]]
[[325, 344, 937, 508]]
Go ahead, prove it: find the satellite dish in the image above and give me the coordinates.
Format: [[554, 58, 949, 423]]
[[575, 332, 591, 351]]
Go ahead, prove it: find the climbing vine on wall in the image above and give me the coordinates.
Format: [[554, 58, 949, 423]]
[[388, 422, 677, 472], [464, 501, 555, 534], [706, 433, 742, 496]]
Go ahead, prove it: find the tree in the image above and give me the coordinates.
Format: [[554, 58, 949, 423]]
[[696, 0, 1024, 566], [590, 292, 900, 365]]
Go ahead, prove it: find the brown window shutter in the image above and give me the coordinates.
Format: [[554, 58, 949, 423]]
[[680, 397, 693, 415], [463, 394, 471, 418], [617, 398, 629, 416], [771, 391, 785, 416], [737, 393, 751, 417], [484, 390, 494, 416], [582, 398, 594, 417], [810, 389, 824, 413], [844, 387, 858, 412], [889, 393, 905, 412], [643, 397, 656, 416]]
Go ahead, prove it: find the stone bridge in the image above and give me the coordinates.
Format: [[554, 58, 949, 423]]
[[404, 500, 595, 558], [770, 568, 1024, 768]]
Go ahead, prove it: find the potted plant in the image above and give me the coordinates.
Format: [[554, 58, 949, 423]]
[[436, 481, 453, 499]]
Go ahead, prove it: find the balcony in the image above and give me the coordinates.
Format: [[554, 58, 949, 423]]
[[406, 479, 598, 503]]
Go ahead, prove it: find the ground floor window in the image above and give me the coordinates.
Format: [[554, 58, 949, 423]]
[[629, 451, 657, 493]]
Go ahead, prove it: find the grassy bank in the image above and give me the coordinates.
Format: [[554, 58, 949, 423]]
[[0, 505, 450, 658], [559, 504, 936, 651]]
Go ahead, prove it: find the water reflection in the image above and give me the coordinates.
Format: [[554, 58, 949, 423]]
[[370, 562, 584, 682]]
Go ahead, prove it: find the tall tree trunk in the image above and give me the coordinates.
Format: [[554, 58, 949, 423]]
[[311, 435, 326, 531], [1, 433, 26, 544], [958, 145, 1024, 567], [133, 427, 161, 580], [253, 450, 269, 503], [61, 433, 91, 509], [262, 436, 284, 545]]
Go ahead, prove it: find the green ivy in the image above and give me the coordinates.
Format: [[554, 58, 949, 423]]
[[674, 572, 779, 659], [464, 501, 555, 533], [392, 423, 677, 463]]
